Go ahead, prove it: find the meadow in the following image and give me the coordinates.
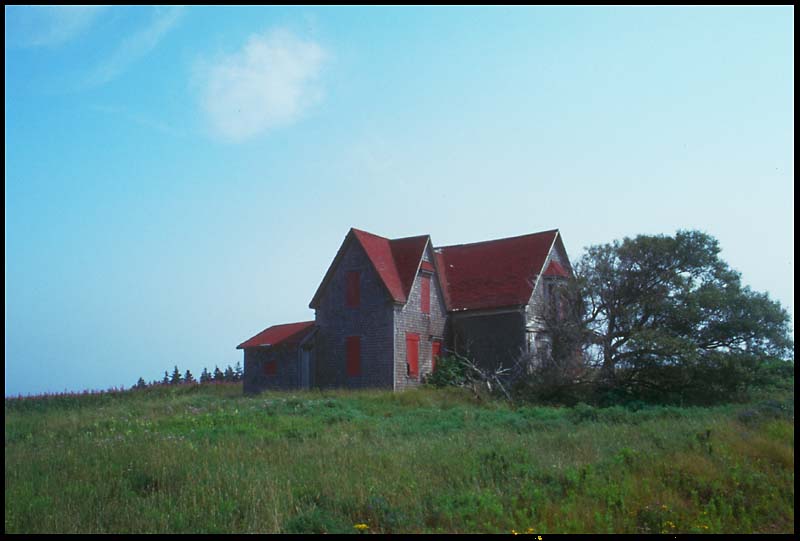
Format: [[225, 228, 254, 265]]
[[4, 383, 794, 534]]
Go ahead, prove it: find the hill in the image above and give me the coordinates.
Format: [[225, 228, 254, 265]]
[[4, 383, 794, 533]]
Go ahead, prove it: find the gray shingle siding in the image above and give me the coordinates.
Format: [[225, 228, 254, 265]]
[[393, 244, 447, 390], [313, 239, 395, 389], [243, 346, 300, 393]]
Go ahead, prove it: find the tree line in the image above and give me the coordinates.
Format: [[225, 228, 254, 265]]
[[132, 363, 243, 390]]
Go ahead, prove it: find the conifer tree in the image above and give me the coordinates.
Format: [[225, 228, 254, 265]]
[[184, 370, 195, 384], [224, 365, 235, 382], [234, 361, 243, 381], [134, 377, 147, 389], [213, 365, 224, 382], [170, 365, 183, 385], [162, 371, 170, 385], [200, 367, 211, 384]]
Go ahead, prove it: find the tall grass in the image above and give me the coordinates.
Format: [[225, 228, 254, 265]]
[[4, 384, 794, 533]]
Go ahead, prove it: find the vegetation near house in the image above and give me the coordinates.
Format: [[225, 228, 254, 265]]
[[4, 382, 793, 534]]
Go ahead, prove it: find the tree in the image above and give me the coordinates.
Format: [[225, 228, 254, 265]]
[[223, 365, 235, 382], [184, 370, 195, 385], [170, 365, 183, 386], [234, 361, 243, 381], [134, 377, 147, 390], [575, 230, 793, 402], [200, 367, 211, 384], [213, 366, 224, 382], [162, 371, 170, 385]]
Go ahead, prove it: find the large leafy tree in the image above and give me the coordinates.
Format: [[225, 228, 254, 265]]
[[574, 230, 793, 399]]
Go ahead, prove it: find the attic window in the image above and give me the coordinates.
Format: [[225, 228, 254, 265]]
[[346, 271, 360, 308], [420, 275, 431, 314]]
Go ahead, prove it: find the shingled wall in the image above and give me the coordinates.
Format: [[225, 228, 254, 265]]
[[313, 239, 395, 389], [393, 244, 448, 390]]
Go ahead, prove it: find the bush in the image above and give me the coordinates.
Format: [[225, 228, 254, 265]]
[[424, 355, 469, 388]]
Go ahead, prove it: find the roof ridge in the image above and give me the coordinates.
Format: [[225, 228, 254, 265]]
[[435, 229, 559, 250]]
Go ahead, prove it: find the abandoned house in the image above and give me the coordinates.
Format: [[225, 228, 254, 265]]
[[236, 227, 572, 393]]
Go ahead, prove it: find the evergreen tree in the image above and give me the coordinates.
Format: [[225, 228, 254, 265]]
[[184, 369, 195, 384], [234, 361, 243, 381], [224, 365, 235, 382], [170, 365, 183, 385], [213, 365, 224, 382], [200, 367, 211, 384], [162, 371, 170, 385], [134, 377, 147, 390]]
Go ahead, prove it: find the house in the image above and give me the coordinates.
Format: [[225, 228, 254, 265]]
[[237, 227, 572, 393]]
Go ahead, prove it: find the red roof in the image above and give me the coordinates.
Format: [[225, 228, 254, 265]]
[[436, 230, 560, 311], [236, 321, 315, 350], [310, 229, 429, 307]]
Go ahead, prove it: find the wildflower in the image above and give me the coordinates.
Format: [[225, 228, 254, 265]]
[[511, 529, 518, 535], [526, 528, 535, 534], [354, 523, 369, 532]]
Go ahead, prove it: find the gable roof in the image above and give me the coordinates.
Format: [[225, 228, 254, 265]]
[[435, 229, 562, 311], [236, 321, 315, 350], [309, 228, 429, 308]]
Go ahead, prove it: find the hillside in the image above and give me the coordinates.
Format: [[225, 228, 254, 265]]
[[4, 384, 794, 534]]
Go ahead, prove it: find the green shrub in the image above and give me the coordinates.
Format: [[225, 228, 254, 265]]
[[424, 355, 468, 388]]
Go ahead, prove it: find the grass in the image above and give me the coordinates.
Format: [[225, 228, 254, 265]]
[[4, 383, 794, 533]]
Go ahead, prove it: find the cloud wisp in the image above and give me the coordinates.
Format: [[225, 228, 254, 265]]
[[196, 29, 328, 142], [86, 6, 185, 87], [6, 5, 108, 48]]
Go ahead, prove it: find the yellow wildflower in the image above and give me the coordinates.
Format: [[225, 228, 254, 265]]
[[354, 523, 369, 531]]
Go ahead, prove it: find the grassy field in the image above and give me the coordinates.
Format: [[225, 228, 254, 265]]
[[4, 383, 794, 534]]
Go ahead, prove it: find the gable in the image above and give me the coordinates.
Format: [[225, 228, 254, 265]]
[[309, 228, 430, 309]]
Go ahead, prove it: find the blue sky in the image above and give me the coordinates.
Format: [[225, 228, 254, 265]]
[[5, 6, 794, 396]]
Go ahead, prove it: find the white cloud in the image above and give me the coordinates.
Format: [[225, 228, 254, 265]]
[[86, 6, 185, 86], [196, 29, 328, 142], [6, 5, 108, 47]]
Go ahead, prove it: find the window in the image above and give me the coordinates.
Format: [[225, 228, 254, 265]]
[[346, 271, 360, 308], [263, 360, 277, 376], [420, 275, 431, 314], [406, 333, 419, 377], [346, 336, 361, 376], [431, 340, 442, 372]]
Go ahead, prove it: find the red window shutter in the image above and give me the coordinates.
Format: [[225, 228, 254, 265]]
[[420, 275, 430, 314], [431, 341, 441, 372], [346, 271, 360, 307], [346, 336, 361, 376], [263, 361, 277, 376], [406, 333, 419, 377]]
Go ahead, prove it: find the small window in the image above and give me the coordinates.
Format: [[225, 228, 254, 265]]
[[420, 275, 431, 314], [406, 333, 419, 377], [346, 271, 360, 308], [263, 360, 277, 376], [346, 336, 361, 376]]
